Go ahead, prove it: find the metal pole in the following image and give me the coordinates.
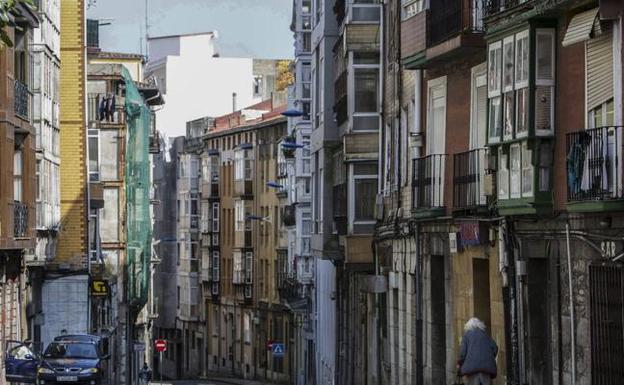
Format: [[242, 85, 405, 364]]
[[159, 350, 163, 385]]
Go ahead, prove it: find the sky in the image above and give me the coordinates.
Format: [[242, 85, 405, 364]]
[[87, 0, 294, 59]]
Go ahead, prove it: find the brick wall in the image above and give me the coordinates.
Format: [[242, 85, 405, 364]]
[[58, 0, 87, 266]]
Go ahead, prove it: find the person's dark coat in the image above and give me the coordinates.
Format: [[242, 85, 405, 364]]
[[458, 328, 498, 378]]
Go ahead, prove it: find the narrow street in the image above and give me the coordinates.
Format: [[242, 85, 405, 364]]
[[2, 1, 624, 385]]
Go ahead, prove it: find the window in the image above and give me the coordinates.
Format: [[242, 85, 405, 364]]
[[101, 188, 119, 242], [212, 202, 220, 232], [212, 251, 220, 281], [535, 29, 555, 135], [521, 142, 533, 197], [253, 76, 263, 97], [13, 147, 23, 202], [245, 252, 253, 284], [301, 62, 311, 99], [510, 144, 521, 198], [350, 163, 378, 234], [233, 251, 243, 284], [235, 200, 245, 231], [234, 148, 253, 180], [303, 32, 312, 52], [302, 0, 311, 13], [402, 0, 424, 19], [488, 41, 503, 143], [88, 129, 99, 181], [539, 142, 552, 192], [590, 99, 615, 128], [354, 68, 378, 113], [498, 149, 509, 199]]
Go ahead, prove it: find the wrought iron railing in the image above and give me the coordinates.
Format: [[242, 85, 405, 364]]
[[453, 148, 489, 210], [412, 154, 447, 210], [567, 126, 623, 202], [484, 0, 534, 17], [14, 201, 29, 238], [14, 80, 30, 119], [429, 0, 485, 46]]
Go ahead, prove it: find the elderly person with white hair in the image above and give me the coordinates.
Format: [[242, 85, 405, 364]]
[[456, 317, 498, 385]]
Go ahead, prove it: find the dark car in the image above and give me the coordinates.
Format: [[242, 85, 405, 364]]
[[4, 340, 39, 383], [36, 337, 109, 385]]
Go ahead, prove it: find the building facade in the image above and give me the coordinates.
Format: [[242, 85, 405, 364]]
[[146, 32, 286, 138], [0, 5, 40, 383]]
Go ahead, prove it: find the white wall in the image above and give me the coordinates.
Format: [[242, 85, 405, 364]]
[[152, 56, 261, 137], [316, 259, 336, 384]]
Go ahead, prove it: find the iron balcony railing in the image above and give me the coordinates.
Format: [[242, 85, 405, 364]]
[[14, 80, 30, 119], [429, 0, 485, 46], [484, 0, 534, 17], [412, 154, 447, 210], [453, 148, 489, 211], [14, 201, 29, 238], [567, 126, 623, 202]]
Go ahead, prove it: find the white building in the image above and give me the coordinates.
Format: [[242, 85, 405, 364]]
[[146, 32, 285, 137]]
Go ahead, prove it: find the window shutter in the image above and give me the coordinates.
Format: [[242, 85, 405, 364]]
[[586, 27, 613, 110]]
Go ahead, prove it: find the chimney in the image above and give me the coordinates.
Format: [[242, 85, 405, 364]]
[[232, 92, 237, 112]]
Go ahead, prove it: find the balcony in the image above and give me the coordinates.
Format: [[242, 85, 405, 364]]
[[14, 202, 29, 238], [412, 154, 447, 217], [484, 0, 535, 19], [453, 148, 490, 213], [87, 93, 126, 126], [567, 126, 624, 212], [14, 80, 30, 120], [402, 0, 486, 68]]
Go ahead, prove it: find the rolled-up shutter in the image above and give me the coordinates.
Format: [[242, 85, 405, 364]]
[[586, 26, 613, 111]]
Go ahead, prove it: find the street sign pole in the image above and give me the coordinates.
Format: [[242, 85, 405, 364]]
[[159, 350, 163, 385]]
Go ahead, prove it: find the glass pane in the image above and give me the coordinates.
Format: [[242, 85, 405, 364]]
[[536, 32, 553, 80], [489, 97, 502, 140], [498, 153, 509, 199], [504, 92, 514, 137], [521, 143, 533, 196], [510, 146, 521, 196], [515, 34, 529, 84], [488, 45, 502, 93], [606, 99, 615, 126], [535, 86, 553, 131], [503, 39, 514, 89], [89, 136, 98, 173], [354, 69, 379, 113], [354, 178, 377, 221], [516, 88, 528, 135]]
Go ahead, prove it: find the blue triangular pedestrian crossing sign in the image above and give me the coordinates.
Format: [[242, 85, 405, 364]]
[[272, 343, 285, 357]]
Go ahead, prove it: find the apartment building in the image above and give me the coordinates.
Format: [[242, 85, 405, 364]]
[[0, 5, 40, 383], [280, 2, 315, 385], [372, 0, 624, 384]]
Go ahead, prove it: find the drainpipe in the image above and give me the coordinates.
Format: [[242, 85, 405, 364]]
[[565, 223, 577, 385], [414, 223, 423, 385]]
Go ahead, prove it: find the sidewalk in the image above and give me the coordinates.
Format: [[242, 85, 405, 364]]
[[150, 377, 281, 385]]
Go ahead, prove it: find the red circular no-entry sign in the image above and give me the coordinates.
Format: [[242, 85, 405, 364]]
[[155, 339, 167, 352]]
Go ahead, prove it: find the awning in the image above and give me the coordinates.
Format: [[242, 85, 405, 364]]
[[562, 8, 601, 47]]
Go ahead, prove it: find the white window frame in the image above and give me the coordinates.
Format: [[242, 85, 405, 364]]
[[245, 251, 253, 284], [235, 200, 244, 232], [521, 141, 534, 198], [348, 163, 378, 233], [470, 63, 488, 149], [498, 148, 510, 200], [349, 51, 381, 132], [212, 250, 220, 282], [88, 128, 100, 182], [212, 202, 220, 232], [402, 0, 425, 20], [488, 41, 503, 144], [535, 28, 556, 136]]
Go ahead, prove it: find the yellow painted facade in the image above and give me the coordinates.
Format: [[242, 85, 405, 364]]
[[57, 0, 87, 266]]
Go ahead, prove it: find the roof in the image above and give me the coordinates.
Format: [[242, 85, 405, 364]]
[[204, 101, 287, 139], [89, 50, 145, 61], [148, 31, 215, 41]]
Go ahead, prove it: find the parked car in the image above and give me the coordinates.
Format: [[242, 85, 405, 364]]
[[4, 340, 39, 383], [36, 334, 109, 385]]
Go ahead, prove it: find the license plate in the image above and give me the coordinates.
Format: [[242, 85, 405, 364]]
[[57, 376, 78, 382]]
